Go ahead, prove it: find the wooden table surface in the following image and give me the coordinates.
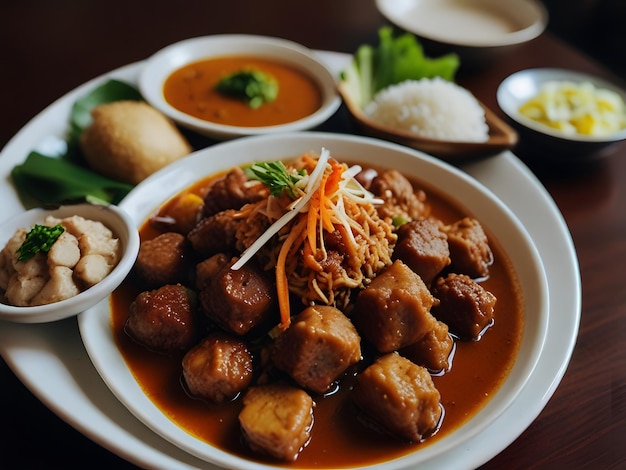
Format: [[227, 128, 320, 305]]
[[1, 1, 625, 468]]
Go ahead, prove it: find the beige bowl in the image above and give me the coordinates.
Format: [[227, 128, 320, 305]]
[[375, 0, 548, 68]]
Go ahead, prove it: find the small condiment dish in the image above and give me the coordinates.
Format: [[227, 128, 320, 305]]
[[375, 0, 548, 69], [497, 68, 626, 160], [139, 35, 341, 140], [0, 203, 139, 323], [338, 81, 518, 162]]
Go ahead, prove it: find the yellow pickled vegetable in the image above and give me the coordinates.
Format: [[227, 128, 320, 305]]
[[519, 80, 626, 137]]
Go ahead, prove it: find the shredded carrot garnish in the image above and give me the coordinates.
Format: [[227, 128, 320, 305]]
[[275, 216, 307, 329]]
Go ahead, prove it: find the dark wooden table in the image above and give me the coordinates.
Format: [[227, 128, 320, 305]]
[[1, 1, 624, 469]]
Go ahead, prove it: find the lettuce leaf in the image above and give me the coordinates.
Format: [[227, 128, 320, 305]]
[[341, 27, 460, 108]]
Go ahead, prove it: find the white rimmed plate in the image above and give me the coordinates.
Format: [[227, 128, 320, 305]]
[[0, 52, 580, 470]]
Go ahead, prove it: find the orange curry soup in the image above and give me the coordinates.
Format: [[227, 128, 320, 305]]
[[163, 56, 323, 127]]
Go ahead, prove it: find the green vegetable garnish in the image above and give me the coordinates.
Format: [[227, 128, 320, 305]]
[[392, 215, 409, 227], [246, 161, 306, 199], [340, 26, 460, 108], [216, 70, 278, 108], [16, 224, 65, 262]]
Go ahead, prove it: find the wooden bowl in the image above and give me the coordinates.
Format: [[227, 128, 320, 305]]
[[338, 81, 518, 162]]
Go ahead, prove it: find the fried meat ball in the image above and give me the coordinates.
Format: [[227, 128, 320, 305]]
[[182, 333, 254, 403], [125, 284, 197, 354], [133, 232, 191, 287], [80, 100, 192, 185]]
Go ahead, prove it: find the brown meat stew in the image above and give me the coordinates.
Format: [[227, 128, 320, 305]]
[[111, 153, 523, 467]]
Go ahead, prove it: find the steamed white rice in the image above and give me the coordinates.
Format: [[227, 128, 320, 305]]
[[364, 77, 489, 142]]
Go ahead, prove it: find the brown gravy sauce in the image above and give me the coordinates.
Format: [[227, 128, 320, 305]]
[[163, 56, 322, 127], [110, 161, 524, 467]]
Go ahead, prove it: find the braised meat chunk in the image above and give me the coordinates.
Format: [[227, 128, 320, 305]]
[[199, 259, 274, 335], [443, 217, 493, 279], [393, 218, 450, 286], [354, 260, 438, 353], [370, 170, 428, 223], [133, 232, 191, 287], [352, 352, 442, 442], [187, 209, 240, 257], [126, 284, 197, 354], [399, 320, 454, 373], [202, 167, 266, 218], [239, 383, 314, 461], [194, 253, 230, 291], [431, 273, 497, 340], [272, 305, 361, 394], [182, 333, 253, 403]]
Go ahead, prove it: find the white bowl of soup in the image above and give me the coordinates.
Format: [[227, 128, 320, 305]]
[[139, 35, 341, 140], [79, 132, 548, 469]]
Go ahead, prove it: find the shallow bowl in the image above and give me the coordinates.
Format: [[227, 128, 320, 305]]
[[79, 132, 548, 469], [338, 80, 518, 162], [139, 35, 341, 140], [0, 203, 139, 323], [497, 68, 626, 160], [376, 0, 548, 68]]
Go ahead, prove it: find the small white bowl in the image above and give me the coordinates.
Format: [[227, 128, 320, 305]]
[[497, 68, 626, 160], [139, 35, 342, 140], [376, 0, 548, 67], [0, 204, 139, 323]]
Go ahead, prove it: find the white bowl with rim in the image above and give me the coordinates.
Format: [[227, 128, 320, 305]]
[[376, 0, 549, 68], [139, 35, 341, 140], [78, 132, 549, 469], [0, 203, 139, 323]]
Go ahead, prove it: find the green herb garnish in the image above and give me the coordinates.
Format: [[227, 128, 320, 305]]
[[246, 161, 305, 199], [216, 70, 278, 108], [17, 224, 65, 262], [340, 26, 460, 108]]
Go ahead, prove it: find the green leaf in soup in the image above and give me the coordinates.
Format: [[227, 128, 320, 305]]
[[11, 152, 133, 207]]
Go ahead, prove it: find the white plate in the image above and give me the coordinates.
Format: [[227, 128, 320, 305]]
[[78, 132, 548, 468], [0, 52, 580, 469]]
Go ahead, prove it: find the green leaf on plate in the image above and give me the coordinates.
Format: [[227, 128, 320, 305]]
[[11, 152, 133, 207]]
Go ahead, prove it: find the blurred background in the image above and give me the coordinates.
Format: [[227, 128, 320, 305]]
[[540, 0, 626, 76]]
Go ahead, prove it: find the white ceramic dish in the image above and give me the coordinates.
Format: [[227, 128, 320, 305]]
[[0, 203, 139, 324], [497, 67, 626, 159], [375, 0, 548, 65], [0, 53, 580, 470], [78, 132, 548, 468], [139, 35, 342, 140]]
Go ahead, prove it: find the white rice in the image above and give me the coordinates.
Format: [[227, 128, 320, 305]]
[[364, 77, 489, 142]]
